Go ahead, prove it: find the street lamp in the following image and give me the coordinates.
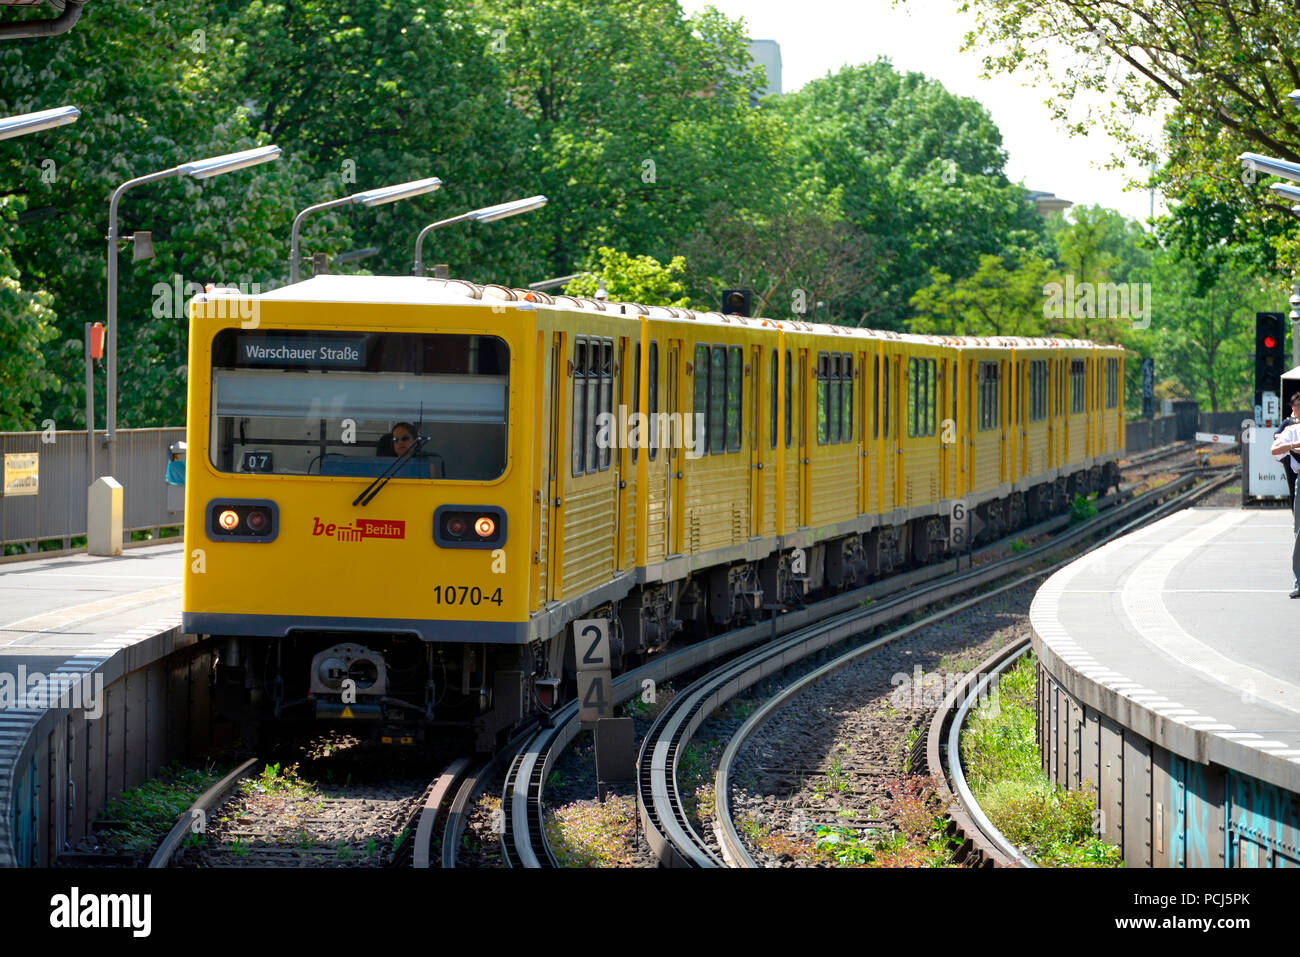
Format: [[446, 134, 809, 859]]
[[0, 105, 80, 140], [1239, 152, 1300, 183], [105, 145, 282, 479], [291, 178, 442, 283], [1270, 183, 1300, 203], [413, 194, 547, 276]]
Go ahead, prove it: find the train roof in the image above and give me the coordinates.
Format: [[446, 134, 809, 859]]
[[201, 275, 1122, 351]]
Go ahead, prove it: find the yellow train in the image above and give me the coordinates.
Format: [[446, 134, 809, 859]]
[[182, 275, 1125, 748]]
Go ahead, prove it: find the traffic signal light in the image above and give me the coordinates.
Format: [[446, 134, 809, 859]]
[[721, 288, 752, 317], [1255, 311, 1286, 400]]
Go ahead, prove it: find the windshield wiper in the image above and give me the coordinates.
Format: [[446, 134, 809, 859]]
[[352, 434, 429, 507]]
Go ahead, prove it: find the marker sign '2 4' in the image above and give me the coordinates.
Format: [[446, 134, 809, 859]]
[[574, 618, 612, 726]]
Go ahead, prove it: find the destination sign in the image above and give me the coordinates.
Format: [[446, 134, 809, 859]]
[[237, 335, 366, 368]]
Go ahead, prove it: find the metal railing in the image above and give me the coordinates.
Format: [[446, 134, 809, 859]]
[[0, 427, 184, 550]]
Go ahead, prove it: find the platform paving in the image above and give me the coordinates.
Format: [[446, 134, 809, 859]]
[[1031, 506, 1300, 792]]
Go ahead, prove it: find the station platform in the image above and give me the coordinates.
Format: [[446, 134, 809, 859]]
[[1031, 506, 1300, 865], [0, 543, 186, 866]]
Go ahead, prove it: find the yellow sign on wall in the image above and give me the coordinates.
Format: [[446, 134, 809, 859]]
[[3, 452, 38, 496]]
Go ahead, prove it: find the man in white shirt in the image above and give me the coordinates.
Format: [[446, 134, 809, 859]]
[[1270, 416, 1300, 598]]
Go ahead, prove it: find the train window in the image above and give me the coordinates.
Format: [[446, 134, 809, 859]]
[[1106, 357, 1118, 409], [649, 342, 659, 460], [910, 357, 936, 438], [770, 350, 777, 449], [872, 356, 879, 440], [817, 353, 829, 445], [598, 339, 613, 470], [585, 342, 600, 472], [842, 355, 853, 442], [883, 357, 890, 438], [907, 358, 917, 438], [830, 355, 843, 443], [573, 339, 587, 475], [209, 329, 509, 482], [785, 350, 793, 448], [694, 344, 709, 452], [978, 361, 999, 431], [709, 346, 727, 454], [632, 343, 641, 464], [1070, 359, 1085, 414], [1029, 360, 1047, 422], [726, 346, 742, 452]]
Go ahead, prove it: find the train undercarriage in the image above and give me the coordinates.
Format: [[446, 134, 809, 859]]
[[211, 463, 1120, 751]]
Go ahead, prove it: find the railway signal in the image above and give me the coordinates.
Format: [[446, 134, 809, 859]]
[[722, 288, 752, 317], [1255, 311, 1286, 408]]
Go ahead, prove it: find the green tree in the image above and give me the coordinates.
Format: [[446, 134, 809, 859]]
[[908, 252, 1056, 337], [0, 0, 334, 428], [777, 60, 1047, 329], [562, 246, 690, 307], [475, 0, 781, 273], [1137, 249, 1274, 412], [0, 199, 59, 430], [955, 0, 1300, 270]]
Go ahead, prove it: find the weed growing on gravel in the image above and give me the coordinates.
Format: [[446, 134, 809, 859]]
[[692, 784, 716, 824], [245, 762, 315, 800], [1069, 493, 1099, 524], [393, 827, 410, 852], [622, 685, 677, 720], [544, 796, 639, 866], [740, 814, 815, 863], [962, 654, 1121, 867], [827, 757, 852, 794], [93, 763, 227, 859]]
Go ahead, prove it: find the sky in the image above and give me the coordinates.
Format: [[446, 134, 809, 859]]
[[682, 0, 1168, 225]]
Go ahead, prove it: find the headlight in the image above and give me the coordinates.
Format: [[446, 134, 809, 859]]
[[433, 505, 506, 549]]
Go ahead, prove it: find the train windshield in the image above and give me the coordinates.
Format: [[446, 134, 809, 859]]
[[208, 330, 509, 481]]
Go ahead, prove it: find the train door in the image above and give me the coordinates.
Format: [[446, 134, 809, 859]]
[[938, 358, 951, 499], [616, 336, 630, 571], [858, 350, 869, 515], [1013, 358, 1024, 478], [545, 332, 565, 601], [798, 348, 811, 527], [893, 353, 905, 506], [750, 343, 764, 536], [667, 339, 684, 556]]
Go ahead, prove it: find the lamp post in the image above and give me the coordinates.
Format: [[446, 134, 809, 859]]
[[413, 194, 547, 277], [0, 105, 80, 140], [105, 145, 282, 479], [291, 178, 442, 283]]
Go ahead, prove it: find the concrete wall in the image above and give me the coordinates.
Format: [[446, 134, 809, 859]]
[[1037, 661, 1300, 867], [4, 634, 216, 867]]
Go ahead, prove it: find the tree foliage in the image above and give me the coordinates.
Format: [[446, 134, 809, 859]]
[[562, 246, 690, 307]]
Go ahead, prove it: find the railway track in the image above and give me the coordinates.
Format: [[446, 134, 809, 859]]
[[654, 468, 1234, 868], [493, 467, 1228, 868]]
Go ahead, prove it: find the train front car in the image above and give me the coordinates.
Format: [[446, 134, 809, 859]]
[[182, 276, 534, 750]]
